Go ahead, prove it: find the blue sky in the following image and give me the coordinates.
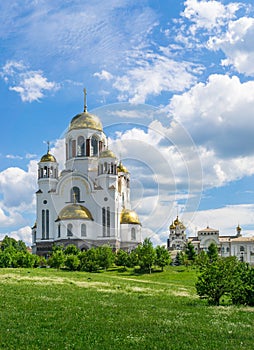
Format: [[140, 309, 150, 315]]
[[1, 0, 254, 245]]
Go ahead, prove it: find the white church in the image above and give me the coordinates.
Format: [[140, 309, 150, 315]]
[[32, 91, 142, 256]]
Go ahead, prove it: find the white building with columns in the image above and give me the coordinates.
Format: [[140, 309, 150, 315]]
[[32, 92, 142, 256]]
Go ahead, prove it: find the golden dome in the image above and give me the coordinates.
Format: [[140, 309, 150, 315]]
[[40, 151, 56, 163], [173, 216, 185, 229], [69, 111, 102, 131], [57, 204, 93, 221], [117, 162, 128, 173], [120, 209, 141, 225], [99, 149, 117, 158], [170, 222, 176, 229]]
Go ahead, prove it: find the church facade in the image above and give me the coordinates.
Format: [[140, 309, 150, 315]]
[[32, 93, 142, 256], [167, 216, 254, 264]]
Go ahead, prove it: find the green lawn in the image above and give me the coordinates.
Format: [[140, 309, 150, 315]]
[[0, 267, 253, 350]]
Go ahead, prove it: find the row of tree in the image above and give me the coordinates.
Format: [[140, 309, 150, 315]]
[[0, 236, 171, 272], [0, 236, 42, 268], [48, 238, 171, 272]]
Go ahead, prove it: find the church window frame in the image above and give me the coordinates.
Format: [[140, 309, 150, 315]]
[[91, 136, 98, 156], [67, 223, 73, 237], [77, 136, 85, 156], [58, 224, 61, 238], [81, 223, 87, 237], [46, 209, 49, 239], [42, 210, 45, 239], [71, 140, 76, 158], [131, 227, 136, 240], [102, 207, 106, 237], [71, 186, 80, 203]]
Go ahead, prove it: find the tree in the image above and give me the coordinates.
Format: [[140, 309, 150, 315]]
[[65, 254, 80, 271], [97, 245, 114, 270], [230, 262, 254, 306], [155, 245, 171, 271], [195, 250, 209, 269], [64, 244, 80, 256], [185, 242, 196, 262], [207, 242, 218, 262], [48, 250, 65, 269], [196, 257, 239, 305], [115, 249, 129, 268], [79, 248, 100, 272], [136, 238, 156, 273], [1, 236, 27, 253]]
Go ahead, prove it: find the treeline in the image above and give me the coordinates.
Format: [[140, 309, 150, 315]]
[[0, 236, 171, 273], [48, 238, 171, 273]]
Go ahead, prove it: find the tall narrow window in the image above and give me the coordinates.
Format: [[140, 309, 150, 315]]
[[58, 224, 61, 238], [86, 139, 90, 156], [71, 187, 80, 203], [77, 136, 85, 156], [81, 224, 87, 237], [131, 227, 136, 240], [102, 207, 106, 237], [91, 136, 98, 156], [67, 223, 73, 237], [72, 140, 76, 158], [107, 207, 110, 237], [66, 143, 68, 160], [46, 209, 49, 239], [42, 210, 45, 239]]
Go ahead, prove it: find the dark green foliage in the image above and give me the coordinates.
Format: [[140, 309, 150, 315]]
[[136, 238, 156, 273], [64, 244, 80, 255], [79, 248, 100, 272], [65, 254, 80, 271], [174, 251, 183, 266], [196, 256, 254, 306], [1, 235, 27, 252], [48, 250, 65, 269], [185, 242, 196, 262], [207, 242, 219, 262], [155, 245, 171, 271], [97, 245, 114, 270], [115, 249, 129, 267], [195, 250, 209, 269]]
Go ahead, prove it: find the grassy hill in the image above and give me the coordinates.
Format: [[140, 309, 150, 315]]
[[0, 266, 253, 350]]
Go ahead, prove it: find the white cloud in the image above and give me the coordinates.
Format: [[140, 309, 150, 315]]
[[182, 0, 241, 33], [113, 52, 199, 103], [0, 226, 32, 246], [185, 204, 254, 238], [1, 60, 59, 102], [208, 17, 254, 76], [94, 70, 113, 81]]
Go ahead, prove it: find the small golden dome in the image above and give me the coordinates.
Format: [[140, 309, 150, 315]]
[[57, 204, 93, 221], [117, 162, 128, 173], [170, 222, 176, 229], [40, 151, 56, 163], [236, 224, 242, 231], [120, 209, 141, 225], [173, 216, 185, 229], [69, 111, 102, 131], [99, 149, 117, 158]]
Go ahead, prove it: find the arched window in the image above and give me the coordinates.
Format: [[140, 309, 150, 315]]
[[81, 224, 87, 237], [131, 227, 136, 240], [102, 207, 106, 237], [240, 246, 245, 252], [58, 224, 61, 238], [104, 162, 107, 173], [77, 136, 85, 156], [68, 139, 72, 159], [91, 136, 98, 156], [67, 223, 73, 237], [71, 187, 80, 203]]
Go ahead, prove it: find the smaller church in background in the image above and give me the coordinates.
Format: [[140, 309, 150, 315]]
[[167, 216, 254, 264], [32, 90, 142, 256]]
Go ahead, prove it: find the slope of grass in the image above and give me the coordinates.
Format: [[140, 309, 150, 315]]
[[0, 267, 253, 350]]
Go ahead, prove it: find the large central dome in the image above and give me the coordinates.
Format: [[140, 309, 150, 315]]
[[69, 111, 103, 131]]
